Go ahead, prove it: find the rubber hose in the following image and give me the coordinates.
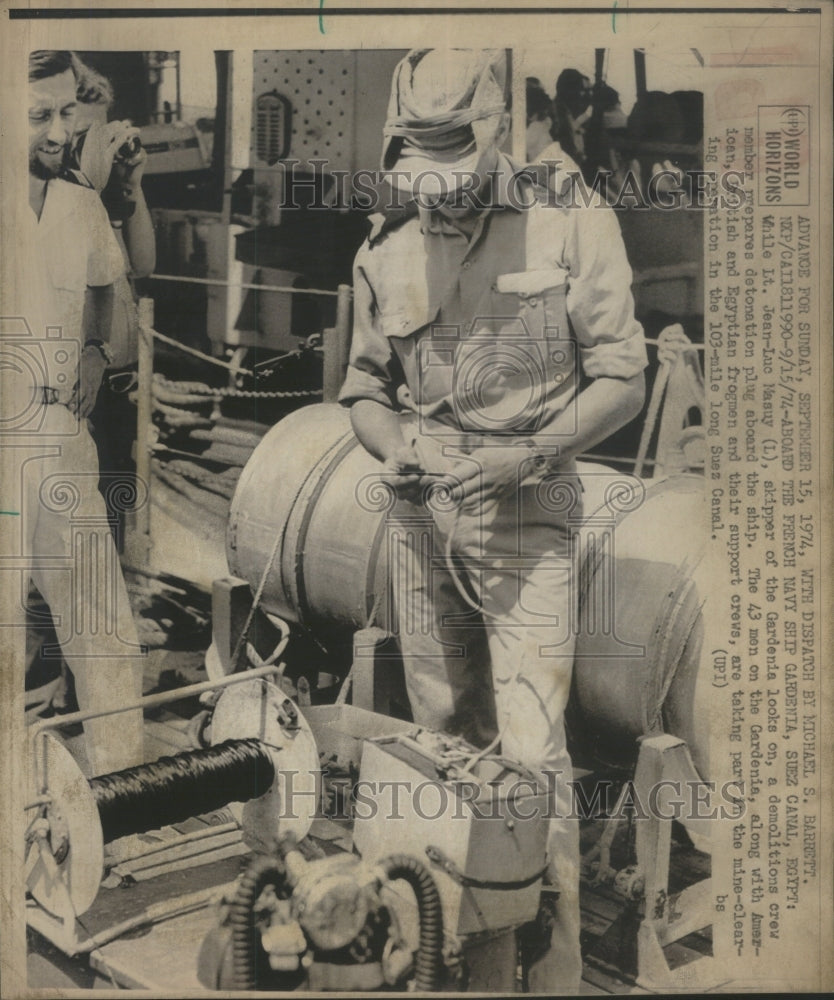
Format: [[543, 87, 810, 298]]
[[229, 853, 291, 991], [379, 854, 444, 992]]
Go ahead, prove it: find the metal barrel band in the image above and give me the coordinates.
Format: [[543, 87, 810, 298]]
[[425, 845, 548, 892]]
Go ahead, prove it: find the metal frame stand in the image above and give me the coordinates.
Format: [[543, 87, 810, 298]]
[[632, 734, 720, 991]]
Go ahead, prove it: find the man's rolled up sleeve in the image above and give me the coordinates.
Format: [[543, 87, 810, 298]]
[[565, 199, 648, 380], [338, 260, 400, 409]]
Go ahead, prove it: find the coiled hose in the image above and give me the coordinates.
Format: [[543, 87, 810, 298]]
[[229, 854, 291, 991], [378, 854, 444, 992], [229, 852, 443, 992]]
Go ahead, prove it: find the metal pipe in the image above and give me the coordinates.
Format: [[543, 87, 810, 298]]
[[133, 297, 154, 565], [23, 794, 53, 811], [634, 360, 672, 478], [150, 328, 252, 374], [511, 48, 525, 162], [322, 328, 339, 403], [147, 272, 339, 298], [103, 821, 239, 864], [323, 284, 353, 402], [79, 884, 230, 954], [28, 664, 280, 741], [335, 284, 353, 364], [634, 48, 647, 99]]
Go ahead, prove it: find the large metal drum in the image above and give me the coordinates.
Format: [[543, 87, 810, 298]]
[[571, 473, 709, 779], [227, 404, 387, 630], [228, 404, 709, 777]]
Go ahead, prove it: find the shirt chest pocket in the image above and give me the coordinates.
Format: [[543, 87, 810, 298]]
[[487, 269, 569, 341]]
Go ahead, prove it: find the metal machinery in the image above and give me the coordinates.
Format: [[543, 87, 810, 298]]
[[221, 403, 718, 989], [25, 673, 550, 992], [25, 403, 717, 991]]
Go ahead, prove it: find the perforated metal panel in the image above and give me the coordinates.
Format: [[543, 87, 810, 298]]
[[251, 50, 355, 170]]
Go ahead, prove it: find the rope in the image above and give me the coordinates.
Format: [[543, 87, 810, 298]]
[[634, 360, 671, 478], [161, 460, 240, 500], [442, 505, 506, 621], [152, 398, 213, 427], [152, 460, 234, 520], [150, 329, 254, 374], [154, 373, 321, 401], [229, 521, 288, 672], [457, 715, 512, 778], [147, 272, 340, 298], [90, 738, 274, 844]]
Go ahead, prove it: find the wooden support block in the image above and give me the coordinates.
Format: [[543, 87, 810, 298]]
[[211, 576, 252, 673], [630, 734, 719, 991], [350, 627, 400, 714]]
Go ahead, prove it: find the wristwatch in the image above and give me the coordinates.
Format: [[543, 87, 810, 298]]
[[516, 437, 550, 475], [84, 339, 115, 366]]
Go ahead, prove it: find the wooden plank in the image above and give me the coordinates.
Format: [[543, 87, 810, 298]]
[[94, 905, 220, 990], [579, 976, 612, 995], [580, 902, 617, 940], [583, 955, 651, 994], [657, 880, 713, 947]]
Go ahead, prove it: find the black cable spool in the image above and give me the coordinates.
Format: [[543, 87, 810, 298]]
[[90, 737, 275, 843]]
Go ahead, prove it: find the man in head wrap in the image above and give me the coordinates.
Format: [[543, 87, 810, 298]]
[[340, 49, 647, 991]]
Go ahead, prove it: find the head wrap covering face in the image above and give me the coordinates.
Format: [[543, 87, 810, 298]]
[[382, 49, 510, 194]]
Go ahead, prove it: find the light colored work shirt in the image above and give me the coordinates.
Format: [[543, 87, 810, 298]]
[[339, 154, 646, 437], [21, 176, 124, 395]]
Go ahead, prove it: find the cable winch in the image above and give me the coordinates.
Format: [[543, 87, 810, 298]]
[[25, 675, 319, 922], [25, 671, 552, 991]]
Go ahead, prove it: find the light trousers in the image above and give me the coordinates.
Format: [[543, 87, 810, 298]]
[[17, 404, 144, 776], [389, 426, 583, 993]]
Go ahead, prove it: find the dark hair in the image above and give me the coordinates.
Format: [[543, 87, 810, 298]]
[[598, 83, 620, 112], [555, 68, 587, 101], [627, 90, 685, 145], [29, 50, 75, 83], [72, 54, 114, 108], [526, 81, 554, 127]]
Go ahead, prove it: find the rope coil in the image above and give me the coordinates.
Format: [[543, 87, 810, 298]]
[[153, 373, 322, 401], [90, 738, 275, 843]]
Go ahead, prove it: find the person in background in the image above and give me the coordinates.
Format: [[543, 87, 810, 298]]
[[582, 81, 627, 184], [552, 67, 593, 166], [525, 79, 581, 193]]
